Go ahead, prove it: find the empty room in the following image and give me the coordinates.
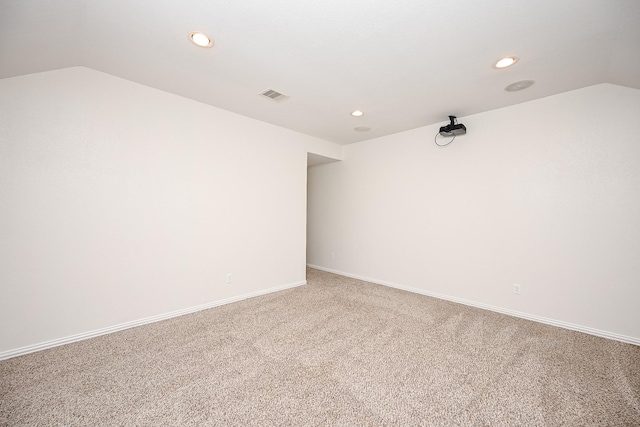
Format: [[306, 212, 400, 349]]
[[1, 0, 639, 425]]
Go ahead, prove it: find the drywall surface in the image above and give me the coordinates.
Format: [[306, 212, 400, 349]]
[[308, 84, 640, 341], [0, 67, 339, 354]]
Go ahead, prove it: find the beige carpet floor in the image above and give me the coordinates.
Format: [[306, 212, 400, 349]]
[[1, 268, 639, 426]]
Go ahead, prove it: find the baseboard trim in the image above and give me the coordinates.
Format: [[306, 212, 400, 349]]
[[0, 280, 306, 361], [307, 264, 640, 346]]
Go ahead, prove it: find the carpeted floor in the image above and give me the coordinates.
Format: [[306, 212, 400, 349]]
[[1, 268, 639, 426]]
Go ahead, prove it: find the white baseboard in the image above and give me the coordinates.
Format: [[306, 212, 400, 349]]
[[307, 264, 640, 346], [0, 280, 306, 361]]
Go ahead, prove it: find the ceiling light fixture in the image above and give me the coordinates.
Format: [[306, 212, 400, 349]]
[[189, 32, 214, 48], [351, 110, 364, 117], [354, 127, 371, 132], [494, 56, 518, 69]]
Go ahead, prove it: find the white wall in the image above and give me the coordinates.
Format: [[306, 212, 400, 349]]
[[0, 67, 341, 355], [308, 83, 640, 342]]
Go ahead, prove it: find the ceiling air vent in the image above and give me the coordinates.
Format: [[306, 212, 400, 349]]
[[259, 88, 289, 102]]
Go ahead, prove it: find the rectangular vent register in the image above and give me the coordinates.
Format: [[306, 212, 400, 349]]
[[259, 88, 289, 102]]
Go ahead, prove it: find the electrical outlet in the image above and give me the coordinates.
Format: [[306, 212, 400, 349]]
[[226, 273, 233, 284], [513, 283, 521, 295], [331, 252, 335, 260]]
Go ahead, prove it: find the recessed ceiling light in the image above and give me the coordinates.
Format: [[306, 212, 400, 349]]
[[189, 32, 214, 48], [494, 56, 518, 69], [505, 79, 535, 92], [354, 127, 371, 132], [351, 110, 364, 117]]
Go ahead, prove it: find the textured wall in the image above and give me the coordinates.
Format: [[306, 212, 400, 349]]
[[308, 84, 640, 341], [0, 67, 338, 354]]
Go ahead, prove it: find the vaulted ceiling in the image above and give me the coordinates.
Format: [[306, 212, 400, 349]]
[[1, 0, 639, 145]]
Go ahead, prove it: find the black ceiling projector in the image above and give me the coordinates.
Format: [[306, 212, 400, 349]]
[[439, 116, 466, 136]]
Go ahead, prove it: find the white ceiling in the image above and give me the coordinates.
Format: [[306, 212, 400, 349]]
[[1, 0, 639, 145]]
